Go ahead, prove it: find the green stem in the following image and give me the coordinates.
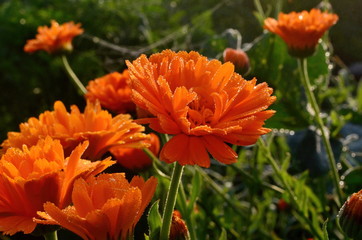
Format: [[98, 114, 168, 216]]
[[160, 162, 184, 240], [253, 0, 266, 20], [43, 231, 58, 240], [61, 55, 87, 95], [143, 148, 170, 179], [179, 184, 197, 240], [297, 58, 343, 206]]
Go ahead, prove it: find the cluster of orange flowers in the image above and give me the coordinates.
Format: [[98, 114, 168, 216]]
[[1, 7, 341, 239]]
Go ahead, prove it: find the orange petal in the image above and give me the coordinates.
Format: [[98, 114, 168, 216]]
[[42, 203, 91, 240], [203, 135, 237, 164], [160, 134, 210, 167]]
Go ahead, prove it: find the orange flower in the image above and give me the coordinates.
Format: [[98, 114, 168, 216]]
[[36, 173, 157, 240], [223, 48, 250, 75], [1, 100, 149, 160], [264, 9, 338, 57], [126, 50, 276, 167], [24, 20, 84, 54], [338, 189, 362, 239], [110, 132, 160, 171], [85, 70, 136, 114], [0, 137, 114, 235]]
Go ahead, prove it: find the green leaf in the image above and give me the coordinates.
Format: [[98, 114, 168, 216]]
[[341, 167, 362, 195], [148, 200, 162, 240], [187, 170, 202, 214], [322, 219, 329, 240], [218, 228, 227, 240], [357, 80, 362, 111]]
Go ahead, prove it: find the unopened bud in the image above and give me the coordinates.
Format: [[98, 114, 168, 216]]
[[338, 189, 362, 239], [223, 48, 250, 75], [169, 210, 190, 240]]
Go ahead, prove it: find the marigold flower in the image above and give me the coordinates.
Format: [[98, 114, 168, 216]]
[[0, 137, 114, 235], [1, 100, 149, 160], [264, 9, 338, 58], [223, 48, 250, 75], [24, 20, 84, 54], [36, 173, 157, 240], [110, 133, 160, 171], [170, 210, 190, 240], [85, 70, 136, 114], [338, 189, 362, 239], [126, 50, 276, 167]]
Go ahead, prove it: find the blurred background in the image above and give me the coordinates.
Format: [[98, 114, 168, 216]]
[[1, 0, 361, 140]]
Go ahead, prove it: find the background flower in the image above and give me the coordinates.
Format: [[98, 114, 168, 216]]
[[85, 70, 136, 114], [110, 132, 160, 171], [0, 137, 114, 235], [126, 50, 276, 167], [1, 100, 150, 160], [263, 9, 339, 57], [36, 173, 158, 240], [24, 20, 84, 54]]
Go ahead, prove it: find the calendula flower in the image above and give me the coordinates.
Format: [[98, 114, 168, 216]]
[[223, 48, 250, 75], [1, 100, 149, 160], [338, 189, 362, 239], [110, 132, 160, 171], [24, 20, 84, 54], [126, 50, 276, 167], [264, 9, 338, 58], [36, 173, 157, 240], [85, 70, 136, 114], [0, 137, 114, 235]]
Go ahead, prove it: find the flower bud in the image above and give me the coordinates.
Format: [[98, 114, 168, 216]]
[[223, 48, 250, 75], [338, 189, 362, 239], [169, 210, 190, 240]]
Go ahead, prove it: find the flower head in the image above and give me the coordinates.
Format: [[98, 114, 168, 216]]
[[264, 9, 338, 58], [223, 48, 250, 75], [85, 70, 136, 114], [1, 100, 149, 160], [24, 20, 84, 54], [0, 137, 114, 235], [36, 173, 157, 240], [338, 189, 362, 239], [126, 50, 276, 167], [110, 132, 160, 171]]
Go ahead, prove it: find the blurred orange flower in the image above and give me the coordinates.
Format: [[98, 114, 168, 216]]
[[264, 9, 338, 57], [24, 20, 84, 54], [36, 173, 157, 240], [110, 132, 160, 171], [85, 70, 136, 114], [1, 100, 149, 160], [0, 137, 114, 235], [126, 50, 276, 167]]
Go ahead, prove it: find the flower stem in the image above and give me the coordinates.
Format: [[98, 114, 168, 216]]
[[160, 162, 184, 240], [43, 231, 58, 240], [297, 57, 343, 206], [61, 54, 87, 95]]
